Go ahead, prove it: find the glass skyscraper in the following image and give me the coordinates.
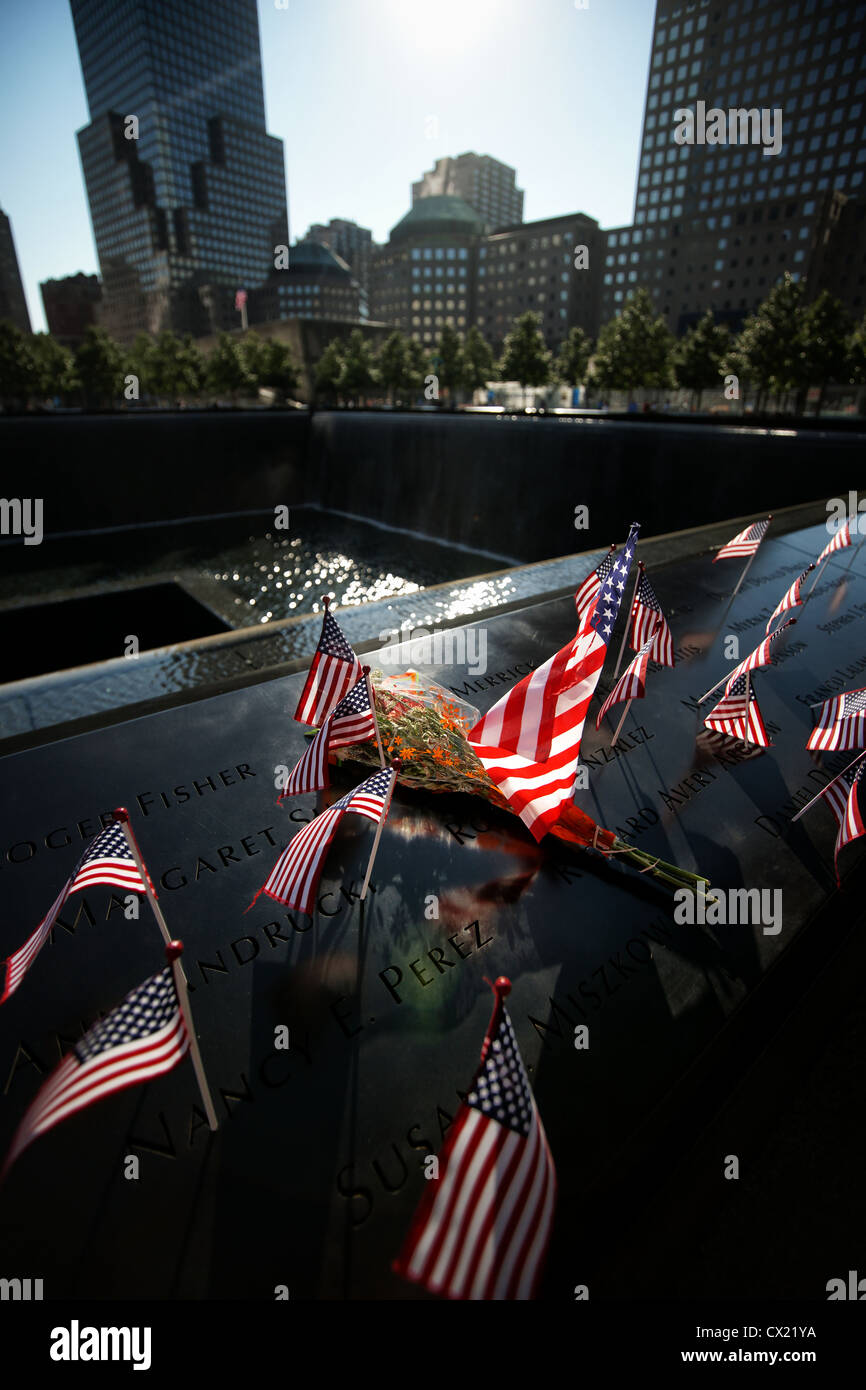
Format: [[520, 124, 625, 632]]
[[600, 0, 866, 333], [71, 0, 288, 342]]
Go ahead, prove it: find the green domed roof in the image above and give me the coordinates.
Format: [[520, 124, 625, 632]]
[[390, 195, 484, 243], [289, 240, 353, 278]]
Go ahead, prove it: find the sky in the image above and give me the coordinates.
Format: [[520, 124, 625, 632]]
[[0, 0, 655, 333]]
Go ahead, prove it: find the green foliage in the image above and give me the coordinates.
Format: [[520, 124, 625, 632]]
[[402, 338, 431, 400], [435, 323, 464, 398], [498, 312, 552, 396], [800, 292, 850, 395], [29, 333, 73, 400], [461, 326, 495, 395], [0, 320, 38, 406], [72, 325, 126, 407], [672, 310, 730, 405], [339, 329, 378, 398], [146, 330, 205, 398], [593, 289, 673, 392], [554, 326, 592, 388], [848, 313, 866, 385], [727, 273, 808, 400], [314, 339, 345, 398], [378, 330, 409, 401], [256, 337, 299, 396], [206, 333, 254, 397]]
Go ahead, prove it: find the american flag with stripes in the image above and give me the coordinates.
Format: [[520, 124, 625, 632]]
[[807, 687, 866, 753], [574, 544, 616, 625], [469, 524, 640, 841], [281, 675, 377, 798], [722, 617, 795, 695], [1, 966, 189, 1179], [765, 565, 814, 634], [629, 564, 674, 666], [703, 673, 771, 748], [596, 637, 655, 730], [252, 766, 395, 916], [393, 978, 556, 1300], [1, 823, 147, 1006], [713, 516, 771, 562], [820, 753, 866, 884], [294, 607, 363, 727], [815, 519, 851, 567]]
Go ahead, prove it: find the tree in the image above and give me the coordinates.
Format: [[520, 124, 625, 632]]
[[554, 326, 592, 394], [401, 338, 431, 405], [0, 320, 38, 409], [72, 325, 126, 409], [847, 313, 866, 416], [435, 323, 464, 405], [461, 326, 495, 399], [378, 330, 408, 405], [800, 291, 850, 417], [729, 274, 808, 412], [498, 311, 552, 407], [672, 310, 730, 409], [314, 339, 345, 404], [30, 333, 72, 403], [255, 337, 299, 399], [206, 333, 254, 400], [593, 289, 674, 398], [148, 330, 205, 401], [339, 329, 378, 403]]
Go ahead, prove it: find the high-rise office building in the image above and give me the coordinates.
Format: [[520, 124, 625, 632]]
[[370, 197, 600, 353], [370, 196, 481, 343], [0, 209, 32, 334], [304, 219, 373, 298], [40, 272, 102, 348], [70, 0, 288, 343], [601, 0, 866, 332], [477, 214, 601, 354], [413, 153, 524, 229]]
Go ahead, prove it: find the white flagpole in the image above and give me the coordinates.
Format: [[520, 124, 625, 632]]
[[360, 764, 398, 902], [698, 671, 731, 705], [165, 941, 218, 1131], [805, 561, 823, 597], [729, 514, 772, 599], [610, 698, 633, 748], [114, 808, 188, 983], [790, 750, 866, 823], [113, 808, 171, 947], [611, 563, 641, 680], [363, 665, 387, 769]]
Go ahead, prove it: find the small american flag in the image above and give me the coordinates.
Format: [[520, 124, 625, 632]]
[[807, 687, 866, 753], [393, 979, 556, 1300], [294, 608, 364, 728], [574, 544, 616, 625], [765, 565, 814, 634], [281, 675, 376, 798], [1, 824, 147, 1006], [470, 524, 640, 840], [629, 565, 674, 666], [596, 637, 655, 729], [1, 966, 188, 1178], [723, 617, 795, 694], [820, 754, 866, 883], [714, 516, 771, 562], [703, 673, 770, 748], [253, 766, 395, 916], [235, 289, 247, 310], [815, 519, 851, 567]]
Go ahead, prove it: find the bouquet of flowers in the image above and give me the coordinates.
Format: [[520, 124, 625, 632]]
[[326, 670, 712, 896]]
